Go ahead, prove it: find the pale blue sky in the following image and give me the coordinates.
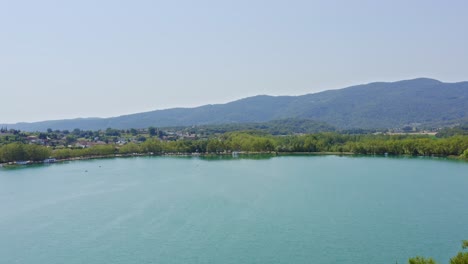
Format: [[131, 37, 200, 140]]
[[1, 0, 467, 123]]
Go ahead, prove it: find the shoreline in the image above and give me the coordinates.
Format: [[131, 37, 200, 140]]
[[1, 151, 466, 168], [0, 151, 353, 167]]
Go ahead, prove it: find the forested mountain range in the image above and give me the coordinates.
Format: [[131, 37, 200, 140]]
[[3, 78, 467, 131], [172, 118, 337, 135]]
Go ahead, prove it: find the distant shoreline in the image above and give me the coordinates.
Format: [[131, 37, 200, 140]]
[[1, 151, 348, 167], [1, 151, 466, 168]]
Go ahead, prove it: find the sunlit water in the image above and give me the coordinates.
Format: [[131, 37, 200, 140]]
[[0, 155, 467, 264]]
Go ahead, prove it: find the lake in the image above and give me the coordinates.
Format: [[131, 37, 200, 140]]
[[0, 155, 467, 264]]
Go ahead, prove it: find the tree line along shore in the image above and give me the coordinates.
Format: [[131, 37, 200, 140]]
[[1, 130, 467, 165]]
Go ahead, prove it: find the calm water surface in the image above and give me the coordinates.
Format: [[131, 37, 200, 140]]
[[0, 155, 467, 264]]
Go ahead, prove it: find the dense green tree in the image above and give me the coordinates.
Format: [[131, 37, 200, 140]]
[[136, 135, 147, 142], [84, 145, 116, 156], [23, 144, 51, 161], [141, 139, 163, 153], [0, 143, 25, 162], [53, 148, 74, 159], [148, 127, 157, 137], [0, 143, 51, 162], [461, 149, 468, 159], [119, 143, 141, 154], [72, 128, 81, 136], [449, 241, 468, 264], [105, 128, 121, 137], [408, 256, 437, 264], [65, 135, 76, 145], [206, 139, 224, 153]]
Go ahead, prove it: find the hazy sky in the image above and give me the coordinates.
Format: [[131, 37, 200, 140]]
[[1, 0, 467, 123]]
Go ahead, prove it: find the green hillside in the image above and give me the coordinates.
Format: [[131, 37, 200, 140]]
[[3, 78, 467, 131]]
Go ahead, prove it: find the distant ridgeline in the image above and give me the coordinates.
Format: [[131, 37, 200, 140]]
[[2, 78, 468, 131]]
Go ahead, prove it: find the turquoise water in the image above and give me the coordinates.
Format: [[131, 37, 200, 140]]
[[0, 155, 467, 264]]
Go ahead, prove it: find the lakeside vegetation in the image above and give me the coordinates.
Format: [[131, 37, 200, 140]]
[[1, 128, 467, 164]]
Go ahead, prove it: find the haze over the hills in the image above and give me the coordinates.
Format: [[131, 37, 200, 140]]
[[2, 78, 467, 131], [2, 1, 468, 123]]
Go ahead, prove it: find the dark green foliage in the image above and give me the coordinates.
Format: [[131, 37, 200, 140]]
[[105, 128, 121, 136], [408, 256, 437, 264], [450, 241, 468, 264], [178, 118, 335, 135], [1, 132, 467, 163], [148, 127, 157, 137], [136, 135, 147, 142], [450, 252, 468, 264], [3, 78, 468, 131], [51, 145, 116, 159], [65, 135, 76, 145], [118, 143, 141, 154], [82, 145, 115, 156], [462, 149, 468, 159], [141, 139, 163, 153], [0, 143, 51, 162]]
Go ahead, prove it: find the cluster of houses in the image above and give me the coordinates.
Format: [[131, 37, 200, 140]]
[[74, 140, 107, 148], [4, 130, 201, 149], [26, 136, 46, 145]]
